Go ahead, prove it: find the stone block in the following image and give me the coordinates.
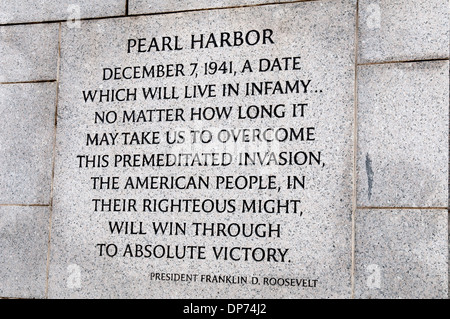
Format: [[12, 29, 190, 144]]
[[0, 206, 50, 299], [354, 209, 448, 299], [357, 61, 449, 207], [0, 0, 125, 24], [49, 0, 357, 298], [358, 0, 449, 63], [0, 24, 59, 83], [0, 83, 56, 204]]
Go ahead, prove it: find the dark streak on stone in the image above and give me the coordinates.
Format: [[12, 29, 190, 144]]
[[366, 153, 374, 200]]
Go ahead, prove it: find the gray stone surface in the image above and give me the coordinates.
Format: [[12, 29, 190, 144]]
[[358, 0, 449, 63], [0, 24, 59, 83], [49, 0, 356, 298], [130, 0, 286, 14], [0, 83, 56, 204], [357, 61, 449, 208], [0, 0, 125, 24], [0, 206, 50, 299], [354, 209, 448, 299]]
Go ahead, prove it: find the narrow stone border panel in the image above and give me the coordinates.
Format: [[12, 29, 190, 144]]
[[0, 0, 126, 25], [129, 0, 293, 14]]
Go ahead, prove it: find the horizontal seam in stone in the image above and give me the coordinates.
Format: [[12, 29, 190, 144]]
[[0, 80, 56, 85], [357, 58, 449, 66], [357, 206, 448, 210], [0, 204, 50, 207]]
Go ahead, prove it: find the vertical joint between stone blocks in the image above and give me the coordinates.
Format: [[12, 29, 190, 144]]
[[351, 0, 360, 300], [45, 22, 62, 299]]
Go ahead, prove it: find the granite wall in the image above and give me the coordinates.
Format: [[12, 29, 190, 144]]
[[0, 0, 448, 299]]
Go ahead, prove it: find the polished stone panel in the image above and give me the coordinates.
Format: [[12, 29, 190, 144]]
[[0, 24, 59, 83], [49, 0, 356, 298]]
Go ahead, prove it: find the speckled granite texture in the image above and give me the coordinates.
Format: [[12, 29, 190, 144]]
[[0, 206, 50, 299], [357, 61, 449, 208], [355, 209, 448, 299], [48, 0, 356, 298], [0, 0, 125, 24], [0, 0, 448, 300], [130, 0, 291, 14], [0, 24, 59, 82], [358, 0, 449, 63], [0, 83, 56, 204]]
